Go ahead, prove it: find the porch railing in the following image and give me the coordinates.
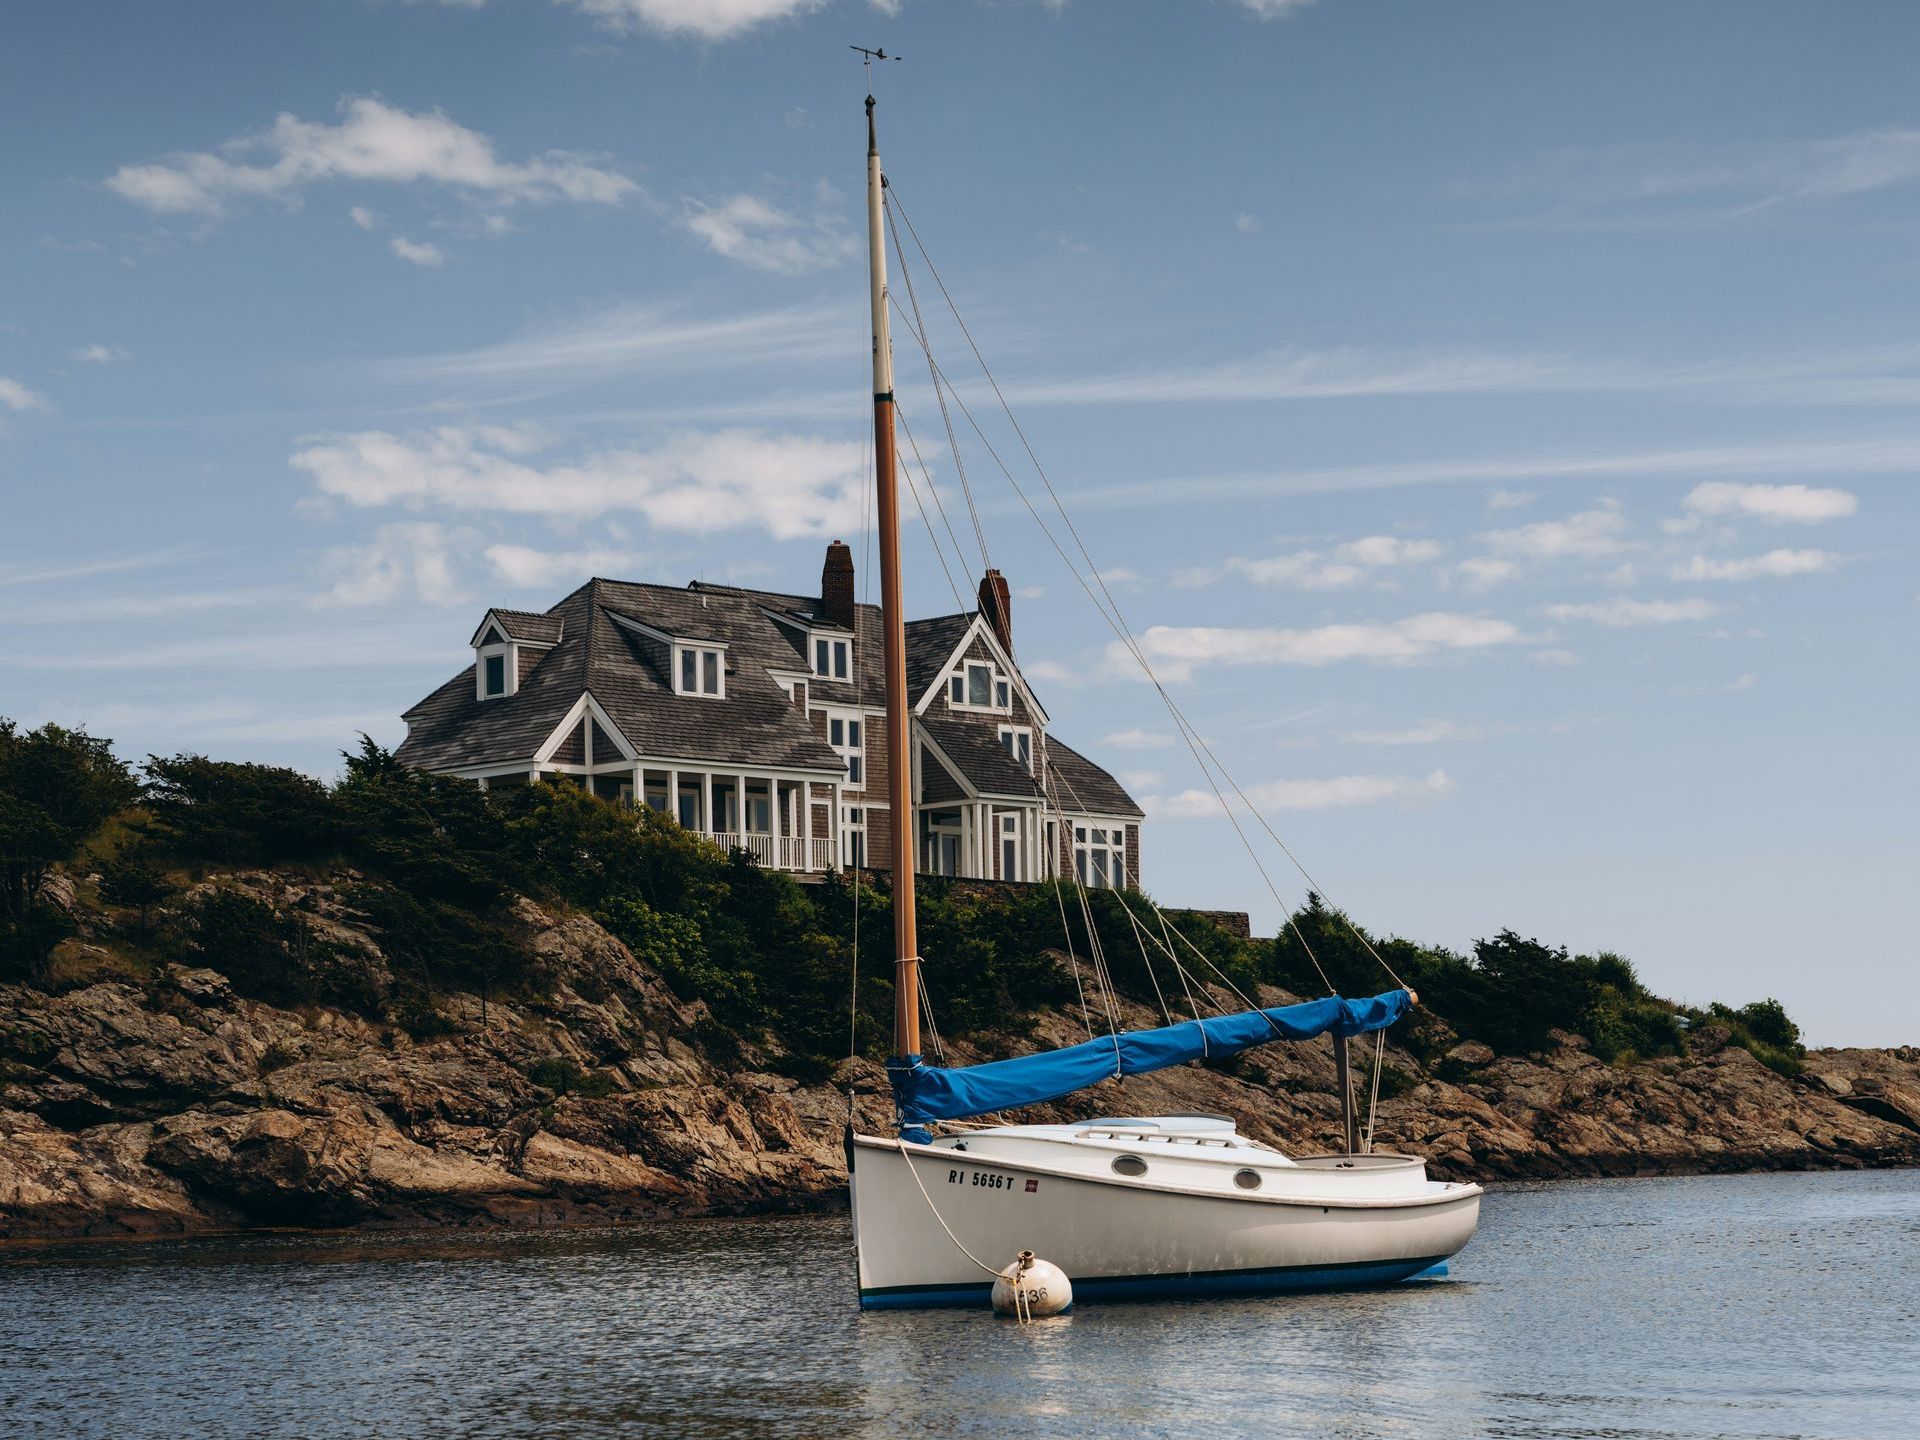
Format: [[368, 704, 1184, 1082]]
[[699, 831, 837, 873]]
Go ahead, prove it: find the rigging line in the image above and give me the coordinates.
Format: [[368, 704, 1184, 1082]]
[[895, 1142, 1004, 1278], [885, 196, 992, 579], [891, 404, 971, 614], [891, 401, 974, 613], [1049, 865, 1097, 1042], [1364, 1026, 1387, 1155], [1118, 894, 1174, 1028], [848, 416, 874, 1078], [877, 314, 1334, 993], [1157, 907, 1207, 1023], [885, 192, 1382, 997]]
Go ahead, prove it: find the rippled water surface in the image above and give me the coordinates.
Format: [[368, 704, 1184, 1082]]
[[3, 1169, 1916, 1438]]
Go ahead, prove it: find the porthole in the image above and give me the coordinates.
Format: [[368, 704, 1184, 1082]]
[[1111, 1154, 1148, 1177], [1233, 1168, 1263, 1191]]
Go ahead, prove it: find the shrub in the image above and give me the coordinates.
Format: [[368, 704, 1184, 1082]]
[[98, 855, 175, 936], [0, 720, 139, 980], [529, 1057, 616, 1098], [143, 754, 342, 867]]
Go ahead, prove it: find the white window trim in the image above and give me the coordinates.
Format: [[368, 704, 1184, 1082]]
[[948, 658, 1012, 714], [997, 724, 1034, 773], [812, 634, 852, 682], [476, 643, 515, 701], [822, 705, 867, 788], [911, 615, 1050, 724], [674, 642, 727, 698]]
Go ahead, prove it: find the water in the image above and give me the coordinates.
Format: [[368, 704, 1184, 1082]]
[[2, 1170, 1915, 1439]]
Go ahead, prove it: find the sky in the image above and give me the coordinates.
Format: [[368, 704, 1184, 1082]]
[[4, 0, 1917, 1046]]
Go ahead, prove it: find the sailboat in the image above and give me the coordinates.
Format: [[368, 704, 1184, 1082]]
[[845, 82, 1482, 1310]]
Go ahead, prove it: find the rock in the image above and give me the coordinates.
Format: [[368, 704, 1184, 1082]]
[[3, 860, 1919, 1241]]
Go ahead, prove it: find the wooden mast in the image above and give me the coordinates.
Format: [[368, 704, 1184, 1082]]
[[867, 92, 920, 1060]]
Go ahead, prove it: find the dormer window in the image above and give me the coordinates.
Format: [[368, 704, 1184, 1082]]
[[949, 659, 1011, 713], [676, 644, 724, 698], [998, 725, 1032, 773], [814, 636, 850, 680], [484, 654, 507, 697]]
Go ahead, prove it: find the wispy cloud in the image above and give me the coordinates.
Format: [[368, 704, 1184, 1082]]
[[679, 185, 857, 274], [484, 542, 648, 587], [1481, 127, 1920, 229], [73, 343, 131, 365], [1483, 503, 1631, 560], [317, 522, 465, 607], [1544, 597, 1720, 628], [375, 302, 842, 383], [1682, 481, 1857, 524], [106, 96, 635, 217], [1103, 728, 1175, 750], [389, 235, 445, 267], [1118, 613, 1519, 682], [1041, 438, 1920, 514], [292, 423, 866, 540], [1678, 548, 1835, 582], [1198, 533, 1441, 590], [1147, 768, 1452, 819], [559, 0, 825, 40], [0, 546, 209, 587], [1339, 719, 1483, 746], [0, 376, 51, 414]]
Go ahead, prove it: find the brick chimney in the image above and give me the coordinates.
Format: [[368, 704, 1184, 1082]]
[[978, 568, 1012, 651], [821, 540, 856, 628]]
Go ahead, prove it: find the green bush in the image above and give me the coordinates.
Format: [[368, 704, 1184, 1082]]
[[144, 754, 343, 867], [0, 720, 139, 980]]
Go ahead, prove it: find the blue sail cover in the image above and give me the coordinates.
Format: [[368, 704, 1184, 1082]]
[[887, 989, 1411, 1128]]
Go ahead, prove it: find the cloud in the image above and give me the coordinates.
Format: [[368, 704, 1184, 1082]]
[[1043, 437, 1920, 515], [1484, 503, 1630, 559], [0, 377, 51, 413], [1544, 597, 1720, 628], [1231, 0, 1318, 17], [1234, 213, 1261, 234], [389, 235, 445, 267], [1528, 648, 1580, 667], [1678, 548, 1835, 582], [1486, 128, 1920, 228], [73, 343, 131, 365], [560, 0, 824, 39], [1119, 613, 1519, 682], [1486, 488, 1534, 510], [1458, 557, 1519, 589], [105, 96, 636, 217], [1019, 658, 1078, 687], [1103, 728, 1174, 750], [378, 302, 841, 383], [317, 522, 464, 607], [1339, 720, 1482, 746], [1203, 533, 1440, 590], [1682, 481, 1857, 524], [680, 187, 857, 274], [350, 205, 381, 231], [1119, 768, 1164, 790], [1147, 768, 1451, 819], [291, 424, 866, 540], [484, 543, 647, 588]]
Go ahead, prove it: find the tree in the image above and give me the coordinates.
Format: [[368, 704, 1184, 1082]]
[[0, 719, 139, 978], [98, 855, 174, 936], [142, 753, 342, 866]]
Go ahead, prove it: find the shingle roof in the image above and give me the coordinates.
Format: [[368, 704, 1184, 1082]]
[[487, 608, 564, 645], [1044, 736, 1144, 819], [396, 573, 1138, 826]]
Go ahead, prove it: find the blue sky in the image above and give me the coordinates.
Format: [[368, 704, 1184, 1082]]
[[4, 0, 1916, 1045]]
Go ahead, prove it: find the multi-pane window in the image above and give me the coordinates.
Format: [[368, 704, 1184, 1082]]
[[950, 660, 1010, 712], [998, 726, 1032, 773], [1073, 824, 1126, 890], [676, 646, 724, 697], [814, 636, 850, 680], [1000, 814, 1018, 880], [829, 713, 865, 786], [843, 805, 866, 870]]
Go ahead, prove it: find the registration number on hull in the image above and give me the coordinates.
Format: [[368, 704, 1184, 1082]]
[[947, 1167, 1021, 1193]]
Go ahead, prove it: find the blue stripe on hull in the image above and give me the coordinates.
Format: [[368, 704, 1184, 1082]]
[[859, 1254, 1453, 1310]]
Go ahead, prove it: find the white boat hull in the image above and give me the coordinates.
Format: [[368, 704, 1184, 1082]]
[[850, 1119, 1481, 1309]]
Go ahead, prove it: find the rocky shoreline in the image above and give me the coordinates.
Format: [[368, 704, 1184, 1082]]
[[4, 888, 1917, 1241]]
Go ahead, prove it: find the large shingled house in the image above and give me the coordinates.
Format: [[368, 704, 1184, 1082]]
[[394, 543, 1144, 888]]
